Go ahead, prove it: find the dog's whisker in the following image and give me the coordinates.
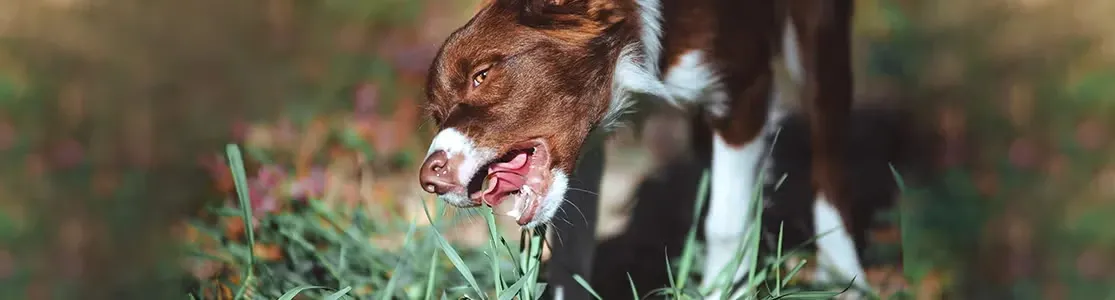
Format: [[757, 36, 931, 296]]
[[545, 222, 564, 246], [566, 187, 599, 196], [560, 197, 591, 227]]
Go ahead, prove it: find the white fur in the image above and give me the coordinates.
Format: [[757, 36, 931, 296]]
[[813, 197, 871, 292], [636, 0, 663, 75], [781, 21, 805, 83], [663, 51, 719, 102], [701, 133, 766, 297], [604, 46, 671, 130], [425, 128, 497, 206], [523, 170, 570, 229], [601, 0, 672, 130]]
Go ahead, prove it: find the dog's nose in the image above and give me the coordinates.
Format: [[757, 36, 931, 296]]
[[419, 150, 460, 194]]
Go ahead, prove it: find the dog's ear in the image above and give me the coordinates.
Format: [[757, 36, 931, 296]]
[[499, 0, 626, 28]]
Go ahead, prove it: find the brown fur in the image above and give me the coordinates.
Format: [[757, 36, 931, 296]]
[[423, 0, 856, 297], [424, 0, 640, 173]]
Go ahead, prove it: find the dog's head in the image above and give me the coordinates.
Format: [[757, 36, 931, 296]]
[[417, 0, 656, 228]]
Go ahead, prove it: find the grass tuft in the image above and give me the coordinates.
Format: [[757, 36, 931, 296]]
[[189, 149, 855, 300]]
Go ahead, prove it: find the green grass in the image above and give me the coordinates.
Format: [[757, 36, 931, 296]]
[[183, 144, 862, 299]]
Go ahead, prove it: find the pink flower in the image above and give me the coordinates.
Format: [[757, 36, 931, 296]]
[[353, 83, 379, 123], [255, 165, 287, 187], [289, 167, 327, 201], [247, 165, 287, 214]]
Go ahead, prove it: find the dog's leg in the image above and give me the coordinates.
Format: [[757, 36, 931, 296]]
[[786, 0, 870, 296], [700, 123, 767, 298], [700, 78, 780, 299]]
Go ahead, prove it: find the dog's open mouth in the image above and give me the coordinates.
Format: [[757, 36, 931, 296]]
[[466, 139, 551, 225]]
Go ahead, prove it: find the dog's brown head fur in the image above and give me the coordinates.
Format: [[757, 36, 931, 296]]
[[418, 0, 641, 227]]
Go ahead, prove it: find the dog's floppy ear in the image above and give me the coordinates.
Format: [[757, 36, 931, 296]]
[[498, 0, 626, 29]]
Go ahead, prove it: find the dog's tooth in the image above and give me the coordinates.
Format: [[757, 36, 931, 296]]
[[506, 207, 521, 219]]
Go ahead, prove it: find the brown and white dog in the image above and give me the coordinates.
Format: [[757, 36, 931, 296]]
[[417, 0, 866, 298]]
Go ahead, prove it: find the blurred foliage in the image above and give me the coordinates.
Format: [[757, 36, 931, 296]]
[[0, 0, 478, 298], [858, 0, 1115, 298]]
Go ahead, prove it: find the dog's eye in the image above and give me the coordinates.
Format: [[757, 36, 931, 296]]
[[471, 69, 489, 87]]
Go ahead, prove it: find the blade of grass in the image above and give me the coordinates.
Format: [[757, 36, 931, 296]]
[[573, 274, 602, 300], [422, 201, 487, 300], [889, 163, 913, 288], [497, 275, 528, 300], [676, 170, 711, 290], [646, 287, 674, 299], [532, 283, 548, 300], [665, 251, 676, 292], [741, 172, 767, 297], [781, 259, 807, 288], [381, 221, 419, 300], [518, 230, 530, 277], [770, 280, 851, 300], [498, 263, 539, 300], [324, 286, 353, 300], [499, 236, 522, 278], [520, 228, 545, 300], [775, 222, 785, 295], [482, 207, 507, 294], [627, 273, 640, 300], [277, 285, 327, 300], [425, 247, 440, 300], [226, 144, 256, 300]]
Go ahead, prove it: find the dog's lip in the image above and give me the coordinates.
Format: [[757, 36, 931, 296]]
[[463, 138, 553, 225], [516, 193, 541, 226], [466, 139, 549, 200]]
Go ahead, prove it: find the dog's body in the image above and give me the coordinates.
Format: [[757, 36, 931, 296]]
[[418, 0, 865, 298], [593, 106, 926, 299]]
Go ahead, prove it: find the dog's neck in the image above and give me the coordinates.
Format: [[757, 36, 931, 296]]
[[596, 0, 671, 133]]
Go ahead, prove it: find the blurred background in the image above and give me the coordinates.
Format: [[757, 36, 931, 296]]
[[0, 0, 1112, 299]]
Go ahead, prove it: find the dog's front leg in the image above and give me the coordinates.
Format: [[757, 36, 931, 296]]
[[700, 130, 767, 299], [699, 74, 780, 297]]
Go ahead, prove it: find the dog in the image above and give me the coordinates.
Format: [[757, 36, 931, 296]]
[[417, 0, 863, 298]]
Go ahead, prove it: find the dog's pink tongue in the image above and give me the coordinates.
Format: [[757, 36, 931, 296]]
[[481, 152, 530, 206]]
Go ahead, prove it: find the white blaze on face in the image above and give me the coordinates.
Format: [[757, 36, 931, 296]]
[[425, 128, 497, 206]]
